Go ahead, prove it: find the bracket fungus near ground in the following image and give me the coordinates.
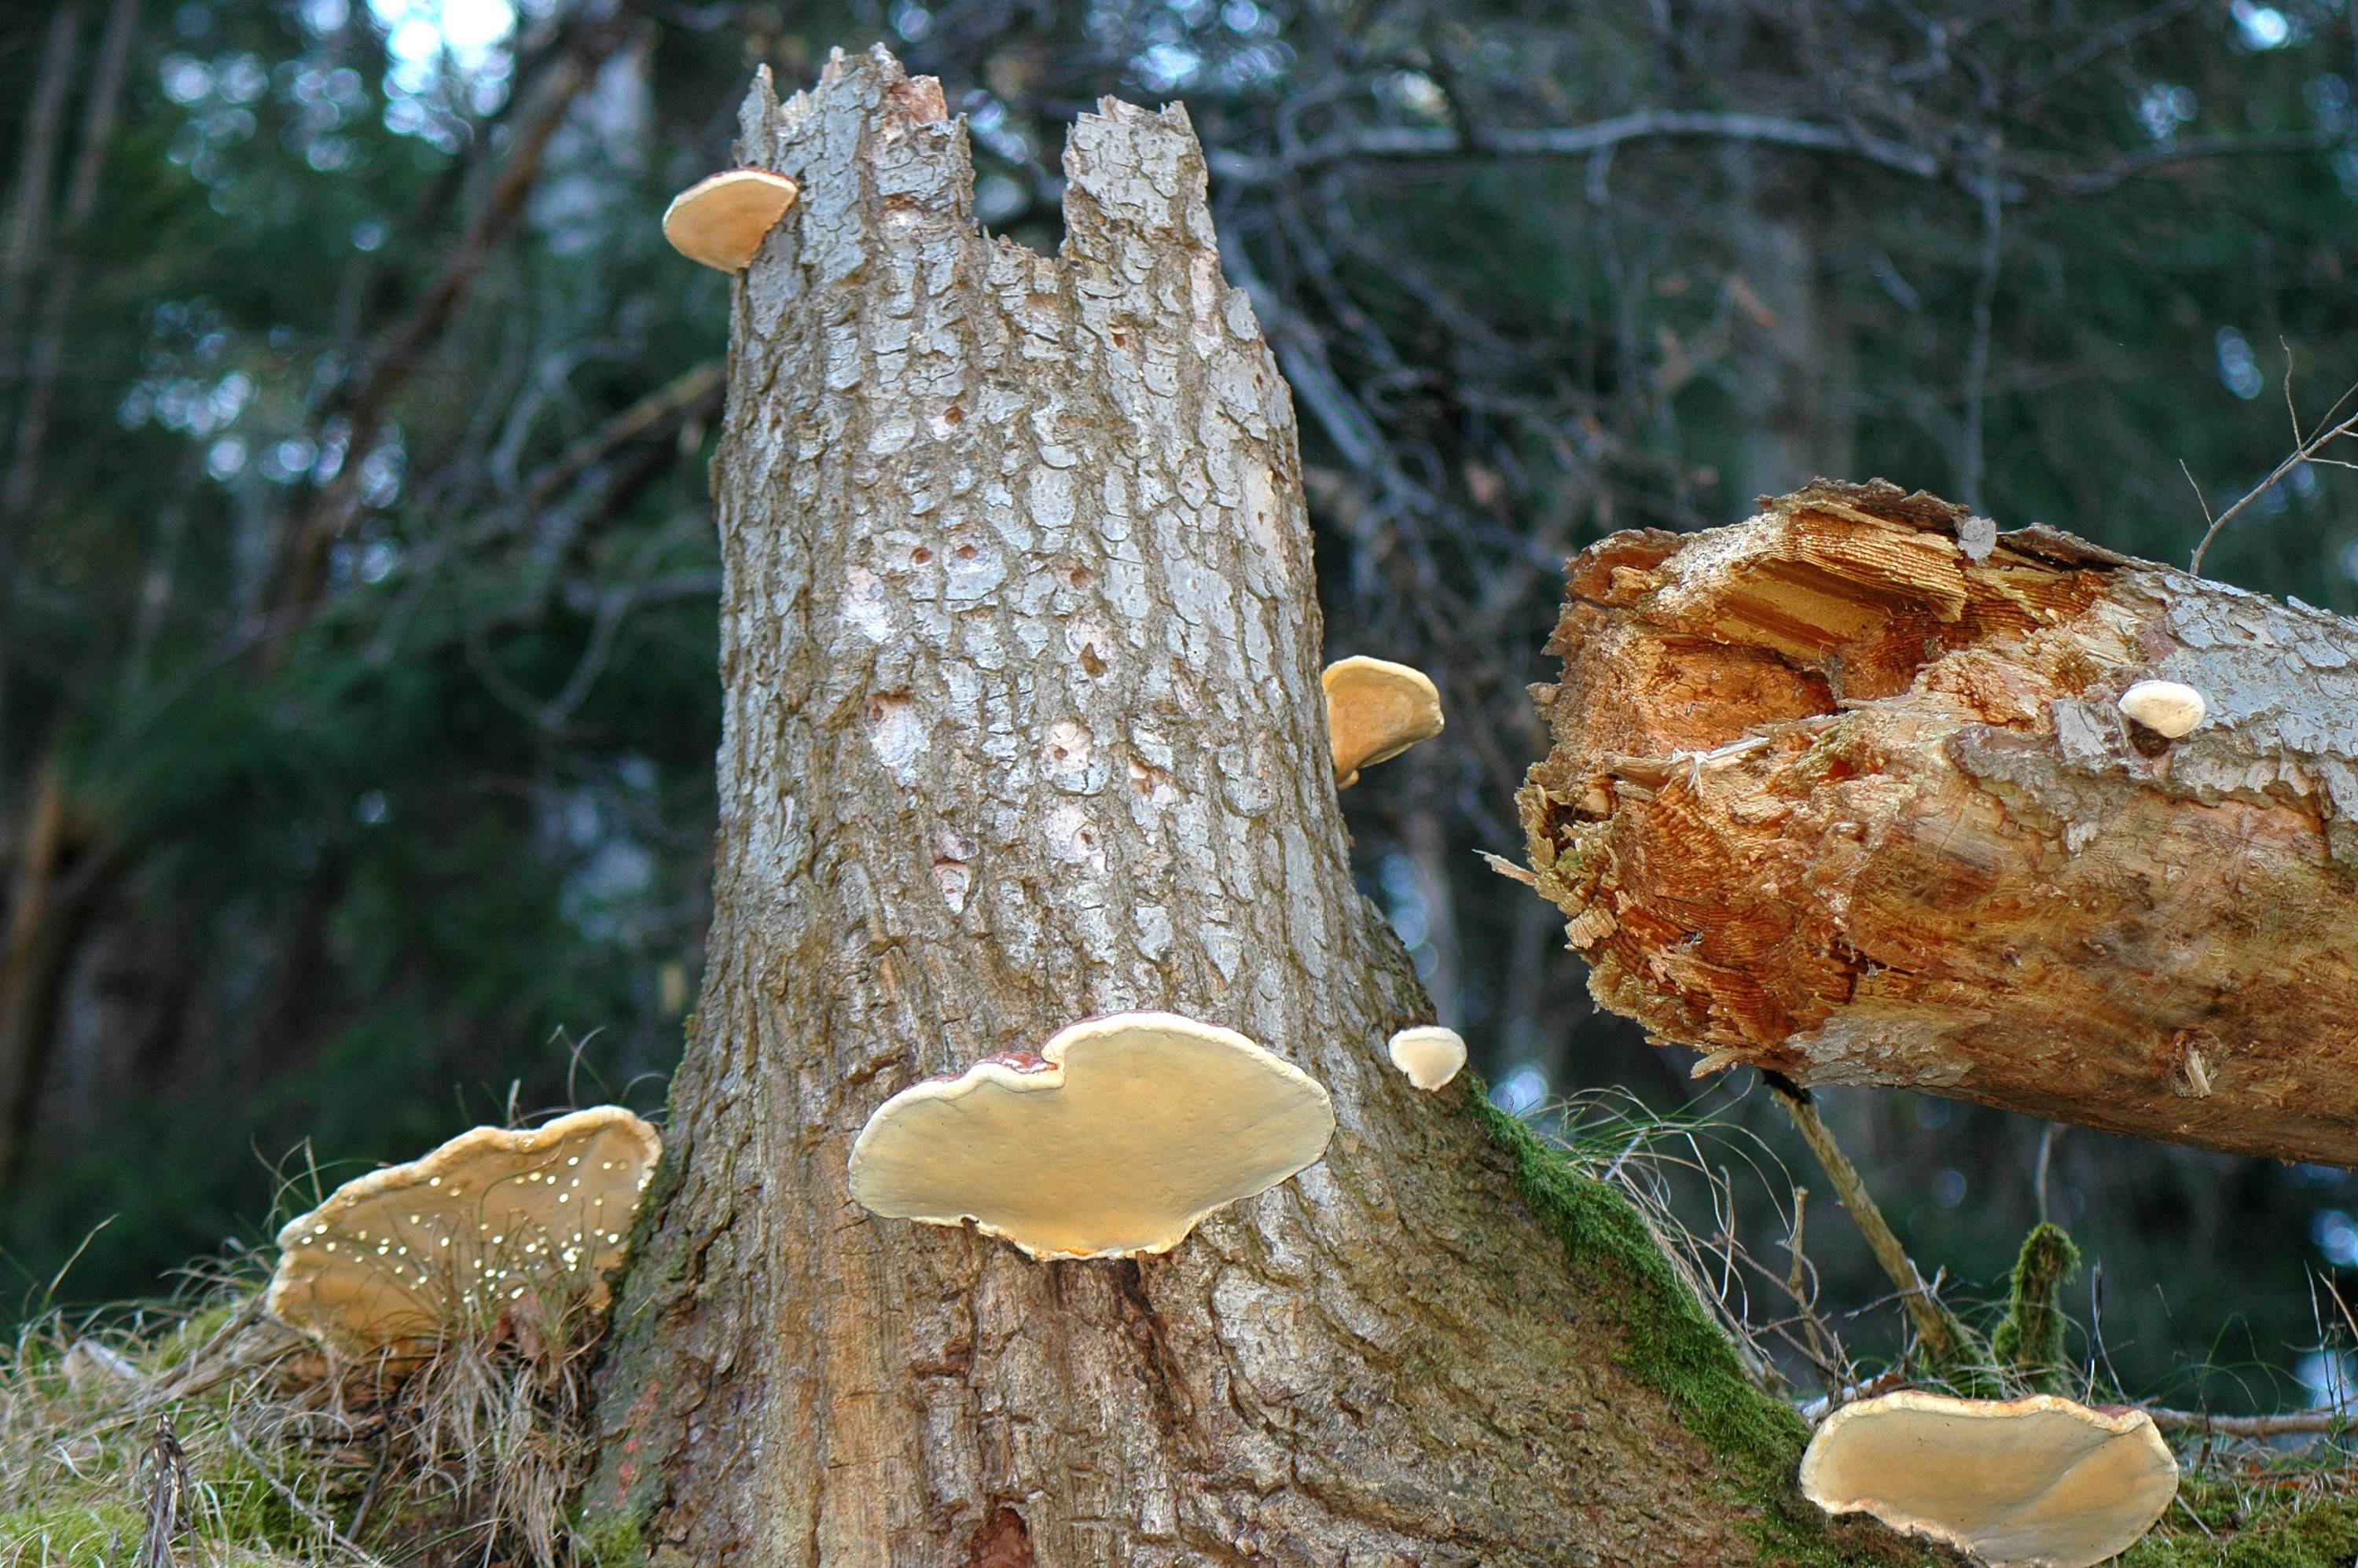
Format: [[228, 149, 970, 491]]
[[1798, 1390, 2178, 1568], [847, 1011, 1335, 1260], [1323, 656, 1444, 787], [266, 1106, 661, 1357], [661, 168, 800, 271], [1387, 1025, 1467, 1090]]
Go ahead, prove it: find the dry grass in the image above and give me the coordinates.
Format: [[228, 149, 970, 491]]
[[0, 1244, 610, 1567]]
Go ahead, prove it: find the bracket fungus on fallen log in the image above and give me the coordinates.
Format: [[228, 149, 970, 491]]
[[2117, 678, 2207, 739], [846, 1012, 1335, 1260], [1799, 1390, 2178, 1568], [1521, 479, 2358, 1166], [661, 167, 800, 271], [1324, 655, 1444, 787], [267, 1106, 660, 1356]]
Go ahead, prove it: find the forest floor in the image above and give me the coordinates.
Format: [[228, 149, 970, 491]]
[[3, 1119, 2356, 1566]]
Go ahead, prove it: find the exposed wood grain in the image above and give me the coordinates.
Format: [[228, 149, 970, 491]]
[[1522, 479, 2358, 1166]]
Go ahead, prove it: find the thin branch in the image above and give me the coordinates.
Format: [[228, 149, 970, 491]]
[[2044, 130, 2351, 196], [2145, 1408, 2352, 1438], [2009, 0, 2212, 101], [2187, 367, 2358, 573], [1207, 109, 1945, 187], [224, 1422, 391, 1566], [1959, 132, 2004, 509], [264, 8, 646, 633], [516, 360, 723, 516], [1762, 1071, 1974, 1372]]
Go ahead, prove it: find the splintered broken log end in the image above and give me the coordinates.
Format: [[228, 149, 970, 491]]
[[1522, 479, 2358, 1167]]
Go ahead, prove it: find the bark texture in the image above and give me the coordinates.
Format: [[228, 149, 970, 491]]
[[1522, 479, 2358, 1166], [582, 49, 1915, 1568]]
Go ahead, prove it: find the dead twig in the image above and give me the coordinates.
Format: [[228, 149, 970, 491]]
[[2144, 1408, 2352, 1438], [137, 1413, 189, 1568], [2187, 349, 2358, 573], [1761, 1071, 1974, 1374]]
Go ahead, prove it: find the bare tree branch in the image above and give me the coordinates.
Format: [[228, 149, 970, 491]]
[[1208, 108, 1945, 187], [2188, 362, 2358, 572]]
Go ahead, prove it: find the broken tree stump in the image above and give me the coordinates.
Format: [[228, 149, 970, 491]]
[[1520, 479, 2358, 1166]]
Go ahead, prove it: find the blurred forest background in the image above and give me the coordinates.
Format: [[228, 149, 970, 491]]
[[2, 0, 2356, 1418]]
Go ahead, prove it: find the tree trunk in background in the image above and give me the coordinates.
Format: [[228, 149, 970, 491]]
[[1522, 479, 2358, 1168], [1723, 152, 1853, 509], [583, 48, 1919, 1568]]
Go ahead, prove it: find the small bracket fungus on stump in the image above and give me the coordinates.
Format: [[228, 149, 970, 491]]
[[1387, 1025, 1467, 1090], [267, 1106, 661, 1355], [847, 1011, 1335, 1260], [661, 168, 800, 271], [2117, 679, 2207, 739], [1323, 656, 1444, 788], [1798, 1390, 2177, 1568]]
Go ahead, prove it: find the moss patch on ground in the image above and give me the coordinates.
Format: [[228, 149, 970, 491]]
[[0, 1501, 146, 1566], [2125, 1473, 2358, 1566]]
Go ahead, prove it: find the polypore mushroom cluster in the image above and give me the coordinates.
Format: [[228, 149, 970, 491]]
[[267, 1105, 661, 1356], [847, 1012, 1335, 1259], [1799, 1390, 2178, 1568]]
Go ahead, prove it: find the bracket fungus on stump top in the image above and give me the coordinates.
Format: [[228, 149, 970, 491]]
[[847, 1011, 1336, 1260], [661, 168, 800, 271], [267, 1106, 661, 1356], [1798, 1390, 2178, 1568], [1323, 656, 1444, 788]]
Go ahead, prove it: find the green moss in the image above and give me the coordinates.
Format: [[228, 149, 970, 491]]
[[1467, 1089, 1936, 1565], [575, 1507, 649, 1567], [1989, 1223, 2079, 1394], [2124, 1487, 2358, 1567], [0, 1502, 144, 1566]]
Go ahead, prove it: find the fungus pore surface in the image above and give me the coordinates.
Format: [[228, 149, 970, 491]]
[[1798, 1390, 2178, 1568]]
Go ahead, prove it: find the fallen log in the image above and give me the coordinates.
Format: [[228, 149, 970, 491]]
[[1519, 479, 2358, 1166]]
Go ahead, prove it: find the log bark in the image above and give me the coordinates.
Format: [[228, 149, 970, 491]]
[[580, 49, 1921, 1568], [1521, 478, 2358, 1167]]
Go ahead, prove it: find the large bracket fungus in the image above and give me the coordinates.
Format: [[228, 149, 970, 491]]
[[661, 167, 800, 272], [267, 1105, 661, 1356], [1798, 1390, 2178, 1568], [1323, 656, 1444, 788], [847, 1012, 1335, 1260]]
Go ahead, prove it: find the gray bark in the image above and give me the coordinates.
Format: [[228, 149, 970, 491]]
[[581, 48, 1908, 1568]]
